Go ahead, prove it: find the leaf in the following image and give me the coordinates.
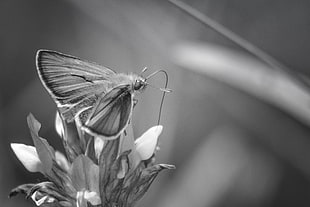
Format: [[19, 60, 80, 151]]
[[27, 113, 55, 173]]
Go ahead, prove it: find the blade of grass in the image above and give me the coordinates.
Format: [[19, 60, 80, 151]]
[[167, 0, 310, 91], [172, 42, 310, 126]]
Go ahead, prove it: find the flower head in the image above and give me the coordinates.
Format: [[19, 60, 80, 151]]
[[10, 113, 174, 207]]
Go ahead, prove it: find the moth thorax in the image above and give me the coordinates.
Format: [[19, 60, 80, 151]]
[[134, 77, 147, 91]]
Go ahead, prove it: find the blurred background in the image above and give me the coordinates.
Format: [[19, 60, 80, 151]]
[[1, 0, 310, 207]]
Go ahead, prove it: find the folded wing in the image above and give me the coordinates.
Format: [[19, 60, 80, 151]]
[[82, 85, 133, 139]]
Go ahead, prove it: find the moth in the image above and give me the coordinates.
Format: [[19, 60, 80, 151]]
[[36, 50, 150, 139]]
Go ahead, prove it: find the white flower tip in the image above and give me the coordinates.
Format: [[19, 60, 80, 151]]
[[134, 125, 163, 161], [31, 191, 55, 206], [55, 151, 70, 172], [84, 191, 101, 205], [154, 125, 163, 135], [55, 112, 64, 138], [95, 137, 105, 160], [11, 143, 42, 173]]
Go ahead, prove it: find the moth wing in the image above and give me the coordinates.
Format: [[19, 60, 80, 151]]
[[36, 50, 116, 121], [82, 85, 133, 139]]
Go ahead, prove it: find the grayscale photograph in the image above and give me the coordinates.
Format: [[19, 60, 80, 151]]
[[1, 0, 310, 207]]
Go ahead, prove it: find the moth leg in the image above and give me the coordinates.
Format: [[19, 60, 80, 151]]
[[133, 99, 138, 108]]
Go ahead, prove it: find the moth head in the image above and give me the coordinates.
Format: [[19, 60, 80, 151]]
[[134, 77, 147, 91]]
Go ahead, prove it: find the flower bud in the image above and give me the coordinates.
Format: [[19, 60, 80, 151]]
[[11, 143, 42, 173], [134, 125, 163, 161]]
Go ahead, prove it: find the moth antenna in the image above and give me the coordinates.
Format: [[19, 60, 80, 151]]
[[145, 70, 163, 80], [157, 70, 169, 125], [145, 70, 170, 125], [139, 67, 148, 76]]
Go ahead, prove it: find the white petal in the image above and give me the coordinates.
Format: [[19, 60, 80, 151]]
[[134, 125, 163, 161], [55, 112, 64, 138], [95, 137, 104, 160], [11, 143, 42, 172], [55, 151, 70, 172], [84, 191, 101, 205], [34, 196, 53, 206], [31, 191, 55, 206]]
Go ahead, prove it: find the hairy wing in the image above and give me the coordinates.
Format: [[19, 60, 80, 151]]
[[36, 50, 116, 121], [82, 85, 133, 139]]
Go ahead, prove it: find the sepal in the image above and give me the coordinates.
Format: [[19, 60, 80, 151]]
[[27, 113, 55, 174]]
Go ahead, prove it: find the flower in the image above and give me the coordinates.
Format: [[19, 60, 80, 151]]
[[10, 114, 99, 207], [10, 113, 175, 207]]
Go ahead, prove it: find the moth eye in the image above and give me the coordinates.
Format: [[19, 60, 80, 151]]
[[134, 80, 141, 90], [134, 79, 145, 91]]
